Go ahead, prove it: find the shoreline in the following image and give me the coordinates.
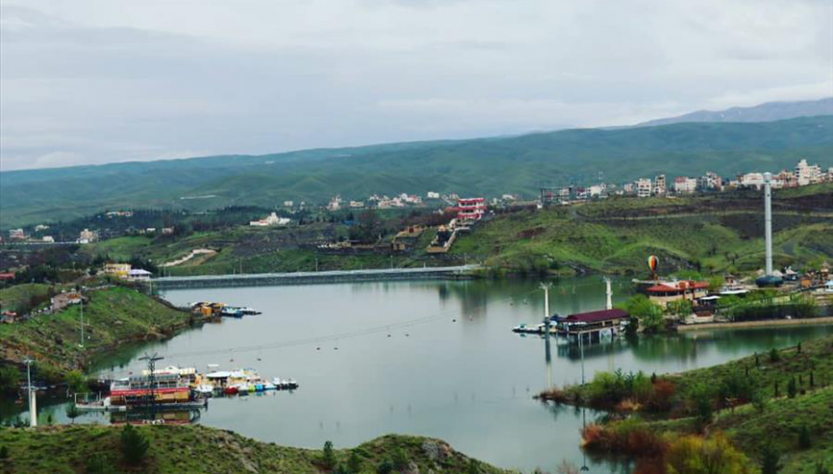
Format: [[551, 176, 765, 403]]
[[676, 316, 833, 332]]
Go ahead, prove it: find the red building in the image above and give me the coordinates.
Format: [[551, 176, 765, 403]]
[[457, 197, 486, 221]]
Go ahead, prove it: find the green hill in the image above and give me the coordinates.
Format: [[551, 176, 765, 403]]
[[2, 116, 832, 228], [0, 425, 508, 474]]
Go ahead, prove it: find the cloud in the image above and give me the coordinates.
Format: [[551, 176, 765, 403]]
[[0, 0, 831, 170]]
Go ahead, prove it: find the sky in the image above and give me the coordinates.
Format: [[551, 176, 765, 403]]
[[1, 0, 831, 171]]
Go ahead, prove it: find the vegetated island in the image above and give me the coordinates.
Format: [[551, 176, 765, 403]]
[[0, 426, 509, 474], [536, 335, 833, 474]]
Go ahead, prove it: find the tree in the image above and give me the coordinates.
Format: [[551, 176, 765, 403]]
[[121, 424, 149, 466], [376, 459, 393, 474], [798, 425, 811, 449], [86, 453, 111, 474], [621, 295, 665, 333], [65, 370, 88, 394], [391, 447, 409, 471], [0, 445, 8, 459], [347, 450, 362, 474], [760, 443, 781, 474], [689, 383, 714, 430], [322, 441, 337, 470], [65, 404, 80, 424], [0, 367, 20, 394], [665, 433, 756, 474], [787, 377, 797, 399], [769, 348, 781, 363], [468, 459, 481, 474], [815, 463, 830, 474]]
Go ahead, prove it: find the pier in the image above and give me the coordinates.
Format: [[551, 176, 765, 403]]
[[152, 265, 480, 290]]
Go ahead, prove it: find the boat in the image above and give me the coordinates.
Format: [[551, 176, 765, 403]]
[[263, 382, 276, 391], [195, 384, 214, 396], [223, 386, 238, 395]]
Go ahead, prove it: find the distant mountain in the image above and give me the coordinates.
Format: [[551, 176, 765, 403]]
[[2, 116, 832, 228], [637, 97, 833, 127]]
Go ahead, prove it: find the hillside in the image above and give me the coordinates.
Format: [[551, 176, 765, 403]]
[[637, 97, 833, 127], [453, 184, 833, 276], [2, 116, 832, 228], [0, 285, 194, 375], [0, 425, 508, 474]]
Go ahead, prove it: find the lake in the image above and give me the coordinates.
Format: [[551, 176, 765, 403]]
[[6, 277, 833, 473]]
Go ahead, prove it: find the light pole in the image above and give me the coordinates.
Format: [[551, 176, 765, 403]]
[[79, 297, 85, 348]]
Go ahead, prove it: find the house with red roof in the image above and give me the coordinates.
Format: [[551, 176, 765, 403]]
[[645, 280, 709, 308]]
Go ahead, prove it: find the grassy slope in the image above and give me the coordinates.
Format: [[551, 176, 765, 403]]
[[0, 425, 510, 474], [0, 285, 192, 374], [3, 116, 832, 228], [0, 283, 51, 312], [453, 187, 833, 275]]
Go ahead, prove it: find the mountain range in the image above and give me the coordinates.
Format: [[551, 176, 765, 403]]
[[636, 97, 833, 127], [1, 101, 832, 229]]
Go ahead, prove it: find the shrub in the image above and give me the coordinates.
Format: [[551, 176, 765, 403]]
[[646, 379, 676, 412], [468, 459, 481, 474], [347, 450, 362, 474], [322, 441, 336, 470], [787, 377, 797, 399], [376, 459, 393, 474], [0, 445, 8, 459], [121, 424, 149, 466], [769, 348, 781, 363], [798, 424, 811, 449], [760, 442, 781, 474], [816, 463, 830, 474], [65, 370, 89, 394], [66, 404, 80, 424], [391, 447, 409, 471], [665, 433, 756, 474], [86, 453, 112, 474], [689, 383, 714, 430], [581, 419, 665, 456], [0, 367, 20, 394]]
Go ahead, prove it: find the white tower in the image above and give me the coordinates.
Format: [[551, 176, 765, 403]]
[[764, 172, 773, 275], [604, 277, 613, 310]]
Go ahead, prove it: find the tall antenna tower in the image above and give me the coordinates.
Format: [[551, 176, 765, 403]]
[[139, 352, 164, 418], [763, 172, 773, 275]]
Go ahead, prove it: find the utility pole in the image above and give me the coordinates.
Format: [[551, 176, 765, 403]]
[[604, 277, 613, 310], [763, 172, 773, 275], [79, 297, 85, 348], [24, 358, 36, 427], [540, 282, 553, 388], [139, 353, 164, 419]]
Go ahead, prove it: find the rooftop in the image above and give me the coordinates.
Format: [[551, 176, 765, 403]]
[[564, 308, 628, 323]]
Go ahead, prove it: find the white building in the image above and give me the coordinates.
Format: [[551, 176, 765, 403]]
[[795, 159, 823, 186], [327, 196, 342, 211], [42, 236, 55, 243], [78, 228, 99, 244], [349, 201, 365, 208], [674, 177, 697, 194], [250, 212, 290, 227], [9, 229, 25, 240], [426, 191, 440, 199], [34, 224, 50, 232], [739, 173, 765, 189], [636, 178, 652, 198], [653, 174, 666, 196], [283, 201, 294, 208]]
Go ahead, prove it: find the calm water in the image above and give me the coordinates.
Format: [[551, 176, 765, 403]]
[[6, 278, 833, 473]]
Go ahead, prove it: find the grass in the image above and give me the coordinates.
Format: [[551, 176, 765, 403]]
[[453, 186, 833, 275], [0, 283, 51, 313], [0, 424, 510, 474], [0, 285, 193, 376], [541, 336, 833, 474]]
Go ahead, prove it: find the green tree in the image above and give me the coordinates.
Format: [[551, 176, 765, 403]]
[[760, 443, 781, 474], [65, 404, 80, 424], [690, 383, 714, 430], [322, 441, 337, 470], [65, 370, 88, 394], [86, 453, 112, 474], [798, 424, 811, 449], [347, 450, 362, 474], [468, 459, 481, 474], [0, 445, 8, 459], [815, 463, 830, 474], [621, 295, 665, 333], [769, 348, 781, 363], [376, 459, 394, 474], [121, 424, 149, 466], [787, 377, 797, 399], [0, 366, 20, 394], [666, 434, 756, 474]]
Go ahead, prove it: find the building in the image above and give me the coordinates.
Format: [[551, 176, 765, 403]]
[[349, 201, 365, 208], [283, 200, 294, 208], [623, 183, 635, 194], [327, 196, 342, 211], [555, 308, 630, 344], [103, 263, 132, 278], [128, 269, 153, 282], [42, 236, 55, 243], [738, 173, 765, 189], [645, 280, 709, 308], [774, 170, 798, 189], [795, 159, 823, 186], [636, 178, 652, 198], [9, 229, 25, 240], [34, 224, 50, 232], [51, 292, 82, 312], [426, 191, 440, 199], [78, 228, 98, 244], [674, 177, 697, 194], [457, 197, 486, 221], [697, 172, 722, 191], [250, 212, 290, 227], [653, 175, 666, 196], [162, 227, 175, 235]]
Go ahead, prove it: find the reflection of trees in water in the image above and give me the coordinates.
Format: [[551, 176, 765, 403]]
[[628, 335, 699, 363], [557, 339, 630, 361]]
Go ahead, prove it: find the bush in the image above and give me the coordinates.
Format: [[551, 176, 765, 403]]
[[120, 424, 149, 466], [646, 379, 676, 412], [760, 442, 781, 474], [86, 453, 112, 474], [322, 441, 336, 470], [0, 367, 20, 394], [689, 383, 714, 430], [665, 433, 756, 474], [581, 419, 665, 456], [0, 445, 8, 459], [798, 424, 811, 449], [65, 404, 81, 424], [769, 348, 781, 363], [787, 377, 797, 399], [376, 459, 394, 474], [65, 370, 88, 394], [587, 369, 652, 407], [347, 450, 362, 474], [391, 447, 409, 471]]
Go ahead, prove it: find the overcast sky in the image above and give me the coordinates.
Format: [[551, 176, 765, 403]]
[[1, 0, 831, 171]]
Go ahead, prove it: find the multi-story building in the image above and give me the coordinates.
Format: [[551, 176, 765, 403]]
[[78, 228, 99, 244], [327, 196, 342, 211], [673, 177, 697, 194], [8, 229, 25, 240], [795, 159, 822, 186], [636, 178, 652, 198], [623, 183, 635, 194], [653, 174, 666, 196], [739, 173, 765, 189], [457, 197, 486, 221], [426, 192, 440, 199], [697, 172, 722, 191]]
